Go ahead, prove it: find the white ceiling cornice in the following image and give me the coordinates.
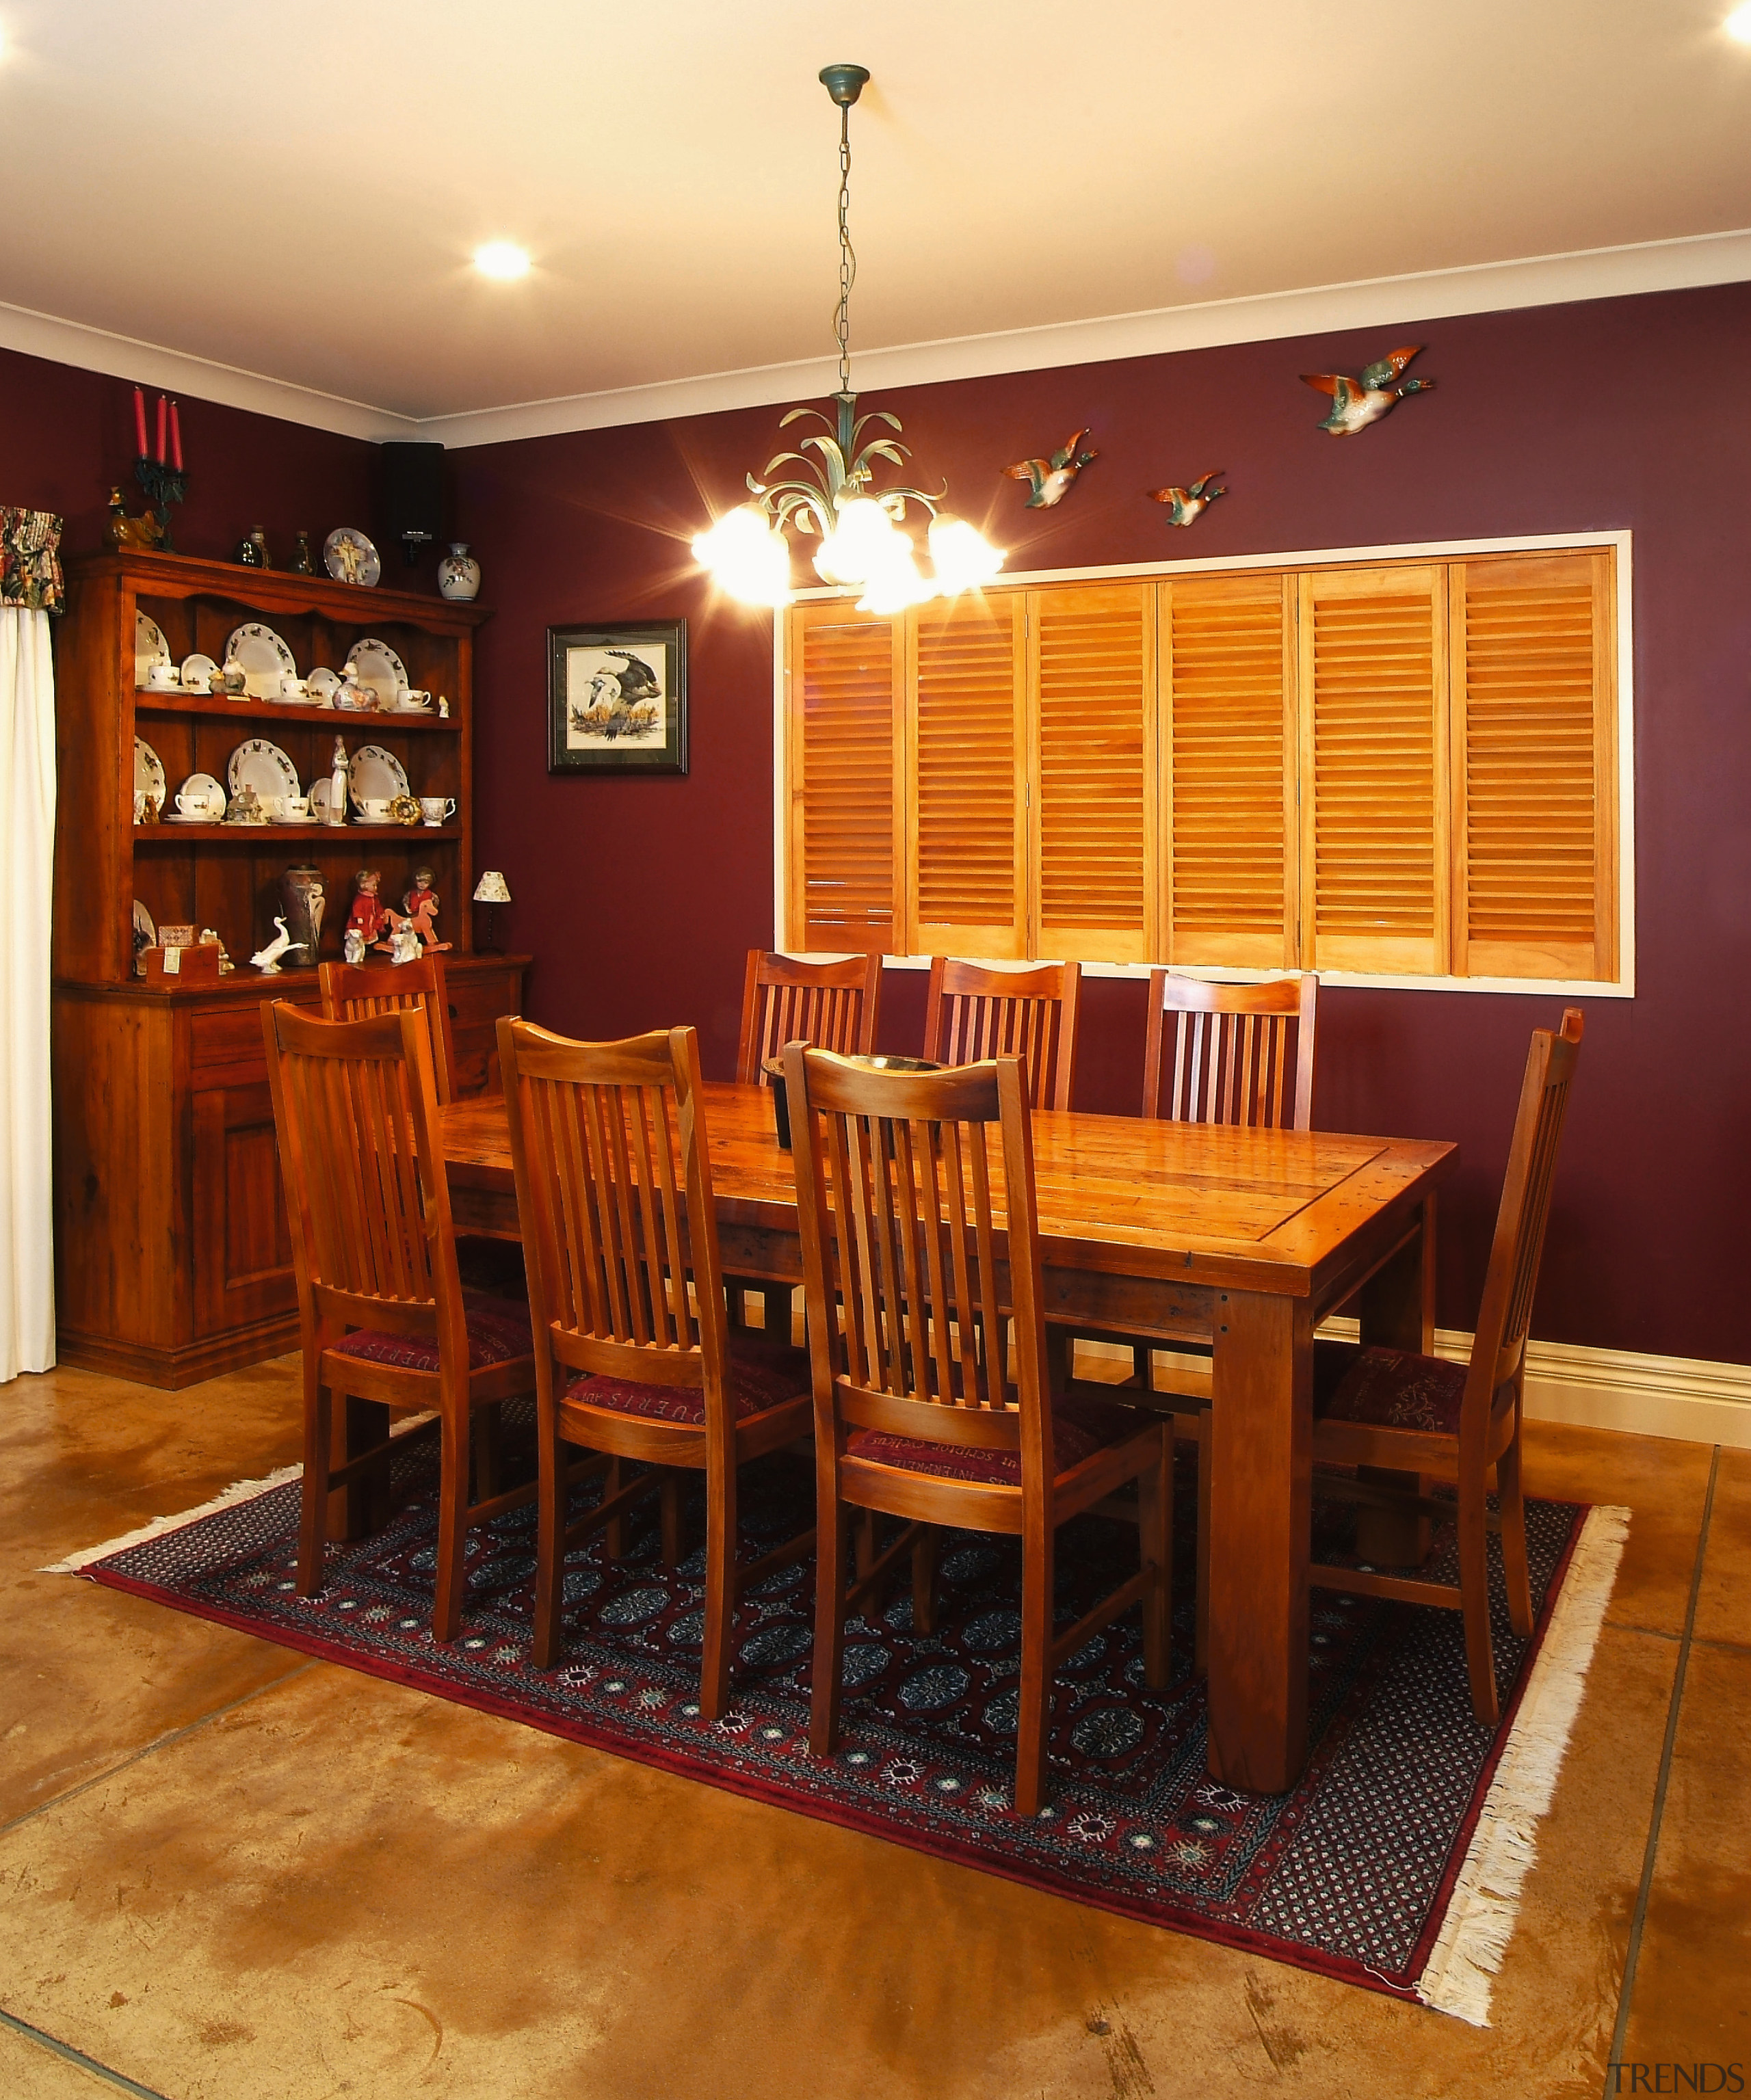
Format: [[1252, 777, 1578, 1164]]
[[8, 227, 1750, 453]]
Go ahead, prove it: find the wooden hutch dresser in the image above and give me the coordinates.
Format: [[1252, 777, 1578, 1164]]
[[52, 548, 529, 1387]]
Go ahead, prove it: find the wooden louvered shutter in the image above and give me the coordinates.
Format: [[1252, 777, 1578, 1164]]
[[1300, 565, 1450, 974], [1029, 583, 1157, 963], [1450, 551, 1617, 980], [908, 594, 1025, 958], [1161, 572, 1296, 968], [785, 602, 901, 953]]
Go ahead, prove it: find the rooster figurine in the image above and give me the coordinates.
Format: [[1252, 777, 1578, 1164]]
[[1300, 345, 1434, 436], [1002, 427, 1098, 508], [1146, 470, 1226, 527]]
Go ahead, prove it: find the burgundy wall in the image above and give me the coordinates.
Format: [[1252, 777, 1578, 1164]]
[[453, 280, 1751, 1368]]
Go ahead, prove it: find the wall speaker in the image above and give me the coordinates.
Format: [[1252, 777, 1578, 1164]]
[[382, 440, 444, 565]]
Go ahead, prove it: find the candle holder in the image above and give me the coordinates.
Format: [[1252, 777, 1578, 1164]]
[[134, 456, 187, 553]]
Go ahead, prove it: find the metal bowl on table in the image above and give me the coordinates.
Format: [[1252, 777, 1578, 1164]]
[[762, 1051, 943, 1152]]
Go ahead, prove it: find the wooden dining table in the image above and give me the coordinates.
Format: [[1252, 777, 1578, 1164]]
[[441, 1082, 1455, 1795]]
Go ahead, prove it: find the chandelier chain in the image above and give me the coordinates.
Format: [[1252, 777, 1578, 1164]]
[[834, 98, 856, 398]]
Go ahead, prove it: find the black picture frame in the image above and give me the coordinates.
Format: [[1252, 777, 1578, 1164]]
[[546, 619, 688, 775]]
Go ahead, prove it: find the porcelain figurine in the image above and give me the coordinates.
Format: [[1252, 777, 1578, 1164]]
[[1146, 470, 1226, 527], [1300, 346, 1434, 436], [438, 543, 482, 602], [401, 868, 451, 953], [346, 868, 396, 955], [328, 737, 350, 826], [388, 920, 423, 965], [250, 917, 293, 974], [1001, 428, 1098, 508], [343, 924, 367, 968]]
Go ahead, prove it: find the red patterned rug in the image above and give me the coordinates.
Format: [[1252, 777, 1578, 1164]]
[[67, 1418, 1625, 2025]]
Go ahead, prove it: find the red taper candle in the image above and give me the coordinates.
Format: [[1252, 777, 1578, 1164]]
[[133, 386, 148, 457], [155, 394, 166, 463], [170, 401, 183, 472]]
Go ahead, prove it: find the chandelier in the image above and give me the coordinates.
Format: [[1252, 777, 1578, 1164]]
[[692, 64, 1004, 613]]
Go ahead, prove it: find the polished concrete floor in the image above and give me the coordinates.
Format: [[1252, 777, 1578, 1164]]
[[1, 1357, 1745, 2099]]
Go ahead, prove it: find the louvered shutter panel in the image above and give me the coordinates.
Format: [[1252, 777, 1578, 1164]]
[[1029, 583, 1157, 963], [1161, 573, 1295, 968], [1451, 552, 1616, 980], [908, 594, 1025, 958], [785, 603, 901, 953], [1300, 566, 1450, 974]]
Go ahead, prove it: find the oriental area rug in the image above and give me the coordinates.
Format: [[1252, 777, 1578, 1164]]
[[61, 1421, 1627, 2027]]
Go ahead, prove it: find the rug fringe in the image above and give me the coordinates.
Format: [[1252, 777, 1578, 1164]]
[[1414, 1503, 1631, 2027], [39, 1413, 438, 1575]]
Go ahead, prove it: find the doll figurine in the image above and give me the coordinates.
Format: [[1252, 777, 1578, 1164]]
[[346, 868, 397, 955], [401, 867, 451, 953]]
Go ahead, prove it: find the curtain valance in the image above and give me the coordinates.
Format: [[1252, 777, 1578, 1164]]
[[0, 508, 64, 613]]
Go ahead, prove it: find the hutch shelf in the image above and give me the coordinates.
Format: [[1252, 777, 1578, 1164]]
[[53, 548, 529, 1388]]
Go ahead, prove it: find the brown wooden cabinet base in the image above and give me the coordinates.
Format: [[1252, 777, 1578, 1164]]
[[53, 957, 528, 1390]]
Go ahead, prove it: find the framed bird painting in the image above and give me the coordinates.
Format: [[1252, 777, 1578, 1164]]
[[547, 618, 688, 775]]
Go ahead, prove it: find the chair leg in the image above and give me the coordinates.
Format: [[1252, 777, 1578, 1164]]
[[659, 1471, 685, 1570], [811, 1504, 850, 1756], [1195, 1407, 1212, 1675], [1496, 1434, 1536, 1639], [297, 1365, 332, 1598], [911, 1526, 939, 1636], [1457, 1475, 1499, 1727], [471, 1402, 503, 1505], [431, 1412, 471, 1645], [1129, 1342, 1150, 1390], [699, 1455, 738, 1722], [854, 1508, 878, 1586], [1015, 1529, 1055, 1817], [531, 1418, 569, 1671], [603, 1457, 628, 1561], [1136, 1429, 1172, 1689]]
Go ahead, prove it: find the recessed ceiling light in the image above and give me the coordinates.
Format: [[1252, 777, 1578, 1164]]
[[473, 241, 531, 281], [1728, 3, 1751, 42]]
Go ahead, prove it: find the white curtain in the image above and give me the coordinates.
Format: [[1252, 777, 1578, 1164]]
[[0, 605, 57, 1379]]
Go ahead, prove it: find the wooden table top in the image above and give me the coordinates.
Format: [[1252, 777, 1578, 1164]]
[[443, 1083, 1455, 1301]]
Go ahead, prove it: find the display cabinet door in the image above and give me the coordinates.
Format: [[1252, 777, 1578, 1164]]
[[191, 1082, 296, 1338]]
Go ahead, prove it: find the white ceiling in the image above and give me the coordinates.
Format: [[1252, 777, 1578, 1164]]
[[4, 0, 1750, 443]]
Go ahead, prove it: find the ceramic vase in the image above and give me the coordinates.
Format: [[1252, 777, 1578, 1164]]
[[278, 864, 326, 965], [438, 542, 481, 602]]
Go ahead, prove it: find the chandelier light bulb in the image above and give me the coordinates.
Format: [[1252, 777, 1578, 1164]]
[[856, 544, 933, 615], [814, 496, 904, 585], [693, 504, 793, 606], [927, 515, 1005, 595], [473, 241, 531, 280], [1728, 3, 1751, 40]]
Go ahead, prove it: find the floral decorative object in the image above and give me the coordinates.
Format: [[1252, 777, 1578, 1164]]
[[547, 620, 687, 775], [1146, 470, 1226, 527], [1300, 345, 1434, 436], [1002, 428, 1098, 509], [0, 508, 64, 611]]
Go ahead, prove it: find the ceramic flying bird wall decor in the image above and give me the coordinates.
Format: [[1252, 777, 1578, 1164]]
[[1002, 427, 1098, 508], [1146, 470, 1226, 527], [1300, 345, 1434, 436]]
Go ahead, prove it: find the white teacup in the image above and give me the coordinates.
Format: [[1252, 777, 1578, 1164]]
[[278, 674, 309, 703], [146, 663, 178, 690], [419, 795, 456, 827], [353, 797, 393, 823], [176, 788, 215, 818], [399, 688, 433, 711], [272, 794, 310, 822]]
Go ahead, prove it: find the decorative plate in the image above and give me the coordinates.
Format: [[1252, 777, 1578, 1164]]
[[224, 622, 297, 700], [180, 652, 219, 692], [135, 610, 171, 687], [345, 637, 408, 707], [350, 744, 411, 803], [324, 527, 381, 589], [306, 667, 341, 706], [170, 771, 227, 821], [308, 778, 334, 817], [133, 898, 156, 948], [227, 739, 300, 804], [133, 736, 166, 801]]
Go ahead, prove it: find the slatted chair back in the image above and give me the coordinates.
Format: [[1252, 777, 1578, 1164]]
[[1143, 970, 1318, 1130], [922, 957, 1081, 1113], [263, 1003, 460, 1344], [786, 1046, 1058, 1482], [1464, 1007, 1584, 1420], [735, 949, 882, 1086], [319, 955, 458, 1104], [498, 1020, 730, 1416]]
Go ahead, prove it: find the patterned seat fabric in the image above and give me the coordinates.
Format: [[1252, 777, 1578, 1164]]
[[332, 1289, 534, 1373], [565, 1331, 811, 1428], [1313, 1342, 1467, 1436], [847, 1387, 1150, 1487]]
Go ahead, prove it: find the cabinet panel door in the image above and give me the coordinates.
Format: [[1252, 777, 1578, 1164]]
[[192, 1082, 295, 1338]]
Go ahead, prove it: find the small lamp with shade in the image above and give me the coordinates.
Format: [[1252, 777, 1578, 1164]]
[[472, 869, 511, 953]]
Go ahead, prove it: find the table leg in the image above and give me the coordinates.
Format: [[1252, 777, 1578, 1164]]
[[1354, 1196, 1437, 1566], [1207, 1289, 1312, 1793]]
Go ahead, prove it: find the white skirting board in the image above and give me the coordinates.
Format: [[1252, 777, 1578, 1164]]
[[1077, 1329, 1751, 1450]]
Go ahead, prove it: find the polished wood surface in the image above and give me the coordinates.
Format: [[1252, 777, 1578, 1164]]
[[1310, 1009, 1583, 1725], [498, 1020, 813, 1719], [735, 949, 882, 1085], [443, 1079, 1454, 1790], [787, 1047, 1168, 1816], [923, 957, 1082, 1112], [321, 956, 460, 1104], [265, 1003, 535, 1642]]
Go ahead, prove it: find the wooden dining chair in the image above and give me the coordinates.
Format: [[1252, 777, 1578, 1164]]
[[736, 948, 883, 1084], [1308, 1008, 1583, 1725], [497, 1016, 817, 1718], [922, 957, 1082, 1112], [319, 955, 459, 1104], [262, 1002, 537, 1642], [786, 1044, 1170, 1816]]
